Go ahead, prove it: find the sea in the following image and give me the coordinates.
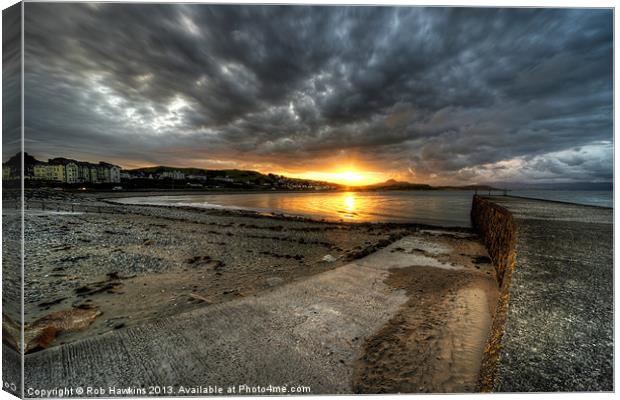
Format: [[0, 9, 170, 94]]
[[115, 190, 613, 228]]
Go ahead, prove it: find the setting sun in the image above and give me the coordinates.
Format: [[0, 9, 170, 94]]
[[334, 171, 364, 184]]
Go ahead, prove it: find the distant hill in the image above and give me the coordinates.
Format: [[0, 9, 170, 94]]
[[124, 165, 343, 189], [361, 179, 433, 190], [3, 151, 38, 169], [359, 179, 500, 191], [126, 166, 267, 180]]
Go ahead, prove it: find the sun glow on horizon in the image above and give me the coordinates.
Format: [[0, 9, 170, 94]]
[[334, 171, 364, 184], [281, 169, 385, 186]]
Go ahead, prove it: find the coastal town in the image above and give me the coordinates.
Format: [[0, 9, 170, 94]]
[[1, 152, 340, 191], [2, 153, 121, 184], [2, 153, 502, 193]]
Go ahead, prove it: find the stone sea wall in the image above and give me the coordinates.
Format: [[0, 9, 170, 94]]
[[470, 195, 517, 391], [470, 195, 516, 287]]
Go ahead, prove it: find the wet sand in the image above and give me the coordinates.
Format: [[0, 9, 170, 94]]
[[354, 267, 496, 393], [351, 233, 498, 393]]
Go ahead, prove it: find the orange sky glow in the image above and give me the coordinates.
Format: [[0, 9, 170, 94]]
[[279, 170, 389, 186]]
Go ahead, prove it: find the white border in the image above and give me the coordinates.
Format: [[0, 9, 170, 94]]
[[0, 2, 616, 400]]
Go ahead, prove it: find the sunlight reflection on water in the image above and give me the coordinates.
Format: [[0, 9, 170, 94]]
[[116, 190, 476, 227], [116, 189, 612, 228]]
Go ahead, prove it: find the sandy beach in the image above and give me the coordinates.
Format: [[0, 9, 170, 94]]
[[8, 191, 402, 345], [4, 189, 499, 393]]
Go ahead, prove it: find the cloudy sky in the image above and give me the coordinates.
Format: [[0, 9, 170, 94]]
[[19, 3, 613, 185]]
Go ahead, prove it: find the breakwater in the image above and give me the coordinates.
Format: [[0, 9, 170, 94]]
[[471, 196, 516, 287], [470, 195, 517, 391], [471, 195, 613, 392]]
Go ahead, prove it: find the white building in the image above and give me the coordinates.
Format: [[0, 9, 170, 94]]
[[187, 174, 207, 181], [64, 162, 78, 184], [97, 162, 121, 183], [109, 165, 121, 183], [77, 163, 92, 183], [161, 170, 186, 180], [89, 167, 99, 183]]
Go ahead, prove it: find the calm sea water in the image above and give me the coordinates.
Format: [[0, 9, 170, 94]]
[[115, 190, 613, 228], [509, 190, 613, 208]]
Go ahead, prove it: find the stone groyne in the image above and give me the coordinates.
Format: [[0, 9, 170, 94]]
[[471, 196, 516, 288], [470, 195, 517, 391], [471, 195, 613, 392]]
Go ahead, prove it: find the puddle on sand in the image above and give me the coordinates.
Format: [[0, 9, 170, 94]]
[[352, 236, 464, 271]]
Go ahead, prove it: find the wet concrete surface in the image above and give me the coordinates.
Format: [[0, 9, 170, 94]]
[[484, 196, 613, 392]]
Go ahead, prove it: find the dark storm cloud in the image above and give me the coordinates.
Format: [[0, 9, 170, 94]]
[[21, 4, 613, 183], [2, 2, 22, 158]]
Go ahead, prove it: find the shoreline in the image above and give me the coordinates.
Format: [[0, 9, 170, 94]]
[[102, 200, 475, 231], [10, 188, 477, 230]]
